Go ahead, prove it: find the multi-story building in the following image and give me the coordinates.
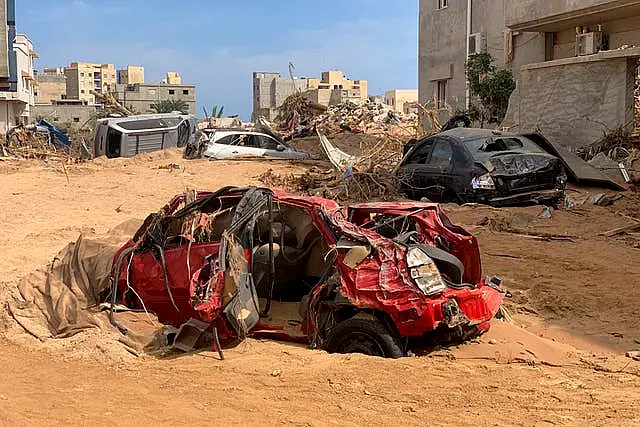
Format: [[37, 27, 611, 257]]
[[306, 71, 368, 107], [113, 81, 196, 115], [252, 72, 309, 121], [419, 0, 640, 148], [64, 62, 117, 104], [117, 65, 144, 85], [252, 70, 368, 121], [0, 0, 37, 132], [34, 68, 66, 104], [384, 89, 418, 113]]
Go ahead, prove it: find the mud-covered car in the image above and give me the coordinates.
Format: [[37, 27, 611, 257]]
[[111, 187, 502, 358], [397, 128, 567, 206]]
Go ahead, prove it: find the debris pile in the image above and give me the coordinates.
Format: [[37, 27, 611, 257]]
[[259, 131, 406, 202], [577, 127, 640, 186], [275, 95, 426, 140], [1, 122, 85, 162]]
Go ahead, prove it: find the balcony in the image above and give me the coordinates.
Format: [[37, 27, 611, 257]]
[[506, 0, 640, 32]]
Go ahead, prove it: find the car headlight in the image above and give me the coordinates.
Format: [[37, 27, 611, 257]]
[[472, 173, 495, 190], [406, 247, 446, 296]]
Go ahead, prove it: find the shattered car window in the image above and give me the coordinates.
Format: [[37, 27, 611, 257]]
[[465, 135, 546, 162]]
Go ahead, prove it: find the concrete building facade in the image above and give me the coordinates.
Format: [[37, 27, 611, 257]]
[[32, 102, 100, 127], [113, 82, 196, 115], [0, 0, 37, 132], [252, 70, 368, 121], [117, 65, 144, 84], [252, 72, 308, 121], [64, 62, 117, 104], [34, 68, 66, 104], [384, 89, 418, 113], [420, 0, 640, 148]]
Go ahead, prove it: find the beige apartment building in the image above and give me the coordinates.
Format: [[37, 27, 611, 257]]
[[166, 72, 182, 85], [420, 0, 640, 148], [117, 65, 144, 84], [384, 89, 418, 113], [64, 62, 117, 104], [34, 68, 66, 104], [306, 71, 368, 106]]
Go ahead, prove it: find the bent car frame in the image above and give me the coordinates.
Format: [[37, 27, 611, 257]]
[[111, 187, 502, 358]]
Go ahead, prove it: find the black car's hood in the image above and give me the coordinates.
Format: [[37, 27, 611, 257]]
[[484, 152, 561, 176]]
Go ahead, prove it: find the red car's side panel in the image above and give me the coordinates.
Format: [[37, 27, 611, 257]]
[[116, 242, 220, 327]]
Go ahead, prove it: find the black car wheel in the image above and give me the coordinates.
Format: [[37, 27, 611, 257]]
[[325, 315, 404, 358]]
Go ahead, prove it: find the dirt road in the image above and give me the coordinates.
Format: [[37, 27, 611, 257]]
[[1, 151, 639, 426]]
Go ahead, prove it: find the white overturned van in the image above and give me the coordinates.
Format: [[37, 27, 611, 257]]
[[93, 113, 198, 158]]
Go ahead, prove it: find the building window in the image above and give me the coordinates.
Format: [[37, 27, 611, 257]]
[[169, 89, 175, 95], [436, 80, 447, 109], [183, 89, 189, 95], [150, 104, 155, 109], [80, 72, 84, 77], [73, 117, 80, 122], [437, 0, 448, 9], [81, 89, 85, 94]]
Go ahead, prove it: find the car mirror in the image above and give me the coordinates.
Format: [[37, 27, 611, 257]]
[[276, 144, 286, 152]]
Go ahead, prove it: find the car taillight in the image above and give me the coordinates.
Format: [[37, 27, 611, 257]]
[[406, 247, 446, 296]]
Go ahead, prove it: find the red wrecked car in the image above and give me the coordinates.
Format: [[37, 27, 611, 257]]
[[110, 186, 502, 358]]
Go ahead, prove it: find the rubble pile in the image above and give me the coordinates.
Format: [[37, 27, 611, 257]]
[[577, 126, 640, 185], [276, 92, 328, 137], [259, 131, 407, 202], [275, 95, 426, 141], [0, 124, 88, 163]]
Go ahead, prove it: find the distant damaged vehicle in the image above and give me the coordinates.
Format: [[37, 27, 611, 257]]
[[111, 187, 502, 358], [397, 128, 567, 206], [94, 113, 198, 158], [183, 130, 309, 160]]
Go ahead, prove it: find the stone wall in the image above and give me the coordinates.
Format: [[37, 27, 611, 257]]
[[504, 55, 636, 149]]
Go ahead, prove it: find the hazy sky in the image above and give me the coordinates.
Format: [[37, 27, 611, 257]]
[[20, 0, 418, 119]]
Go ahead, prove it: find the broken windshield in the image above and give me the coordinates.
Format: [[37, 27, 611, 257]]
[[464, 135, 547, 162]]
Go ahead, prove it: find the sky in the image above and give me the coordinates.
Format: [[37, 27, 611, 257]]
[[20, 0, 418, 120]]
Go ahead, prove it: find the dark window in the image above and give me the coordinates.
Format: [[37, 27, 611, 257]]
[[436, 80, 447, 109], [216, 135, 245, 146], [73, 117, 80, 122], [248, 135, 279, 150], [429, 140, 453, 169], [407, 141, 434, 164], [437, 0, 448, 9], [80, 90, 85, 94], [169, 89, 175, 95], [183, 89, 189, 95]]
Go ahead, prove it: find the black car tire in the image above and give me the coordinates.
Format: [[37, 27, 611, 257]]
[[325, 315, 404, 359]]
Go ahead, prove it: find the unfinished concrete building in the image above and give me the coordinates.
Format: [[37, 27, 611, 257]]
[[419, 0, 640, 148], [113, 81, 196, 115], [252, 72, 309, 121], [252, 70, 369, 121], [117, 65, 145, 85], [34, 68, 66, 104]]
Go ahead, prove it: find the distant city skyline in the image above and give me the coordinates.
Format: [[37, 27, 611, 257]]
[[20, 0, 418, 120]]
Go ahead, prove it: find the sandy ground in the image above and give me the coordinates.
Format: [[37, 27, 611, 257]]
[[1, 150, 640, 426]]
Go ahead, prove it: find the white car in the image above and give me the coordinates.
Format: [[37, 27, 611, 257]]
[[198, 130, 310, 160]]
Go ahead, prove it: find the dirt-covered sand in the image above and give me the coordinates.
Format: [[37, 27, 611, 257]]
[[1, 150, 639, 426]]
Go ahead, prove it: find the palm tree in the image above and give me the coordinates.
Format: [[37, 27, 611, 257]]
[[151, 99, 189, 114], [212, 105, 225, 118]]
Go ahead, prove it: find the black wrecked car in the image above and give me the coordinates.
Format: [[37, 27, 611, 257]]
[[396, 128, 567, 206]]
